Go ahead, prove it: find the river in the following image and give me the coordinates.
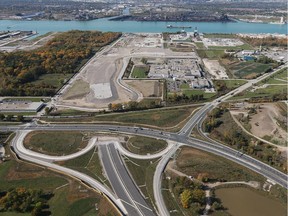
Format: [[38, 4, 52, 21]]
[[0, 18, 287, 35]]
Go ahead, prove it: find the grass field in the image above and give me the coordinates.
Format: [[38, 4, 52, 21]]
[[3, 97, 47, 102], [194, 42, 205, 49], [203, 33, 236, 38], [62, 79, 90, 100], [207, 43, 253, 50], [0, 140, 117, 215], [214, 79, 247, 91], [196, 49, 225, 59], [31, 73, 72, 88], [24, 131, 87, 156], [61, 147, 110, 187], [49, 181, 117, 216], [228, 61, 272, 79], [183, 90, 216, 99], [233, 84, 287, 100], [0, 112, 37, 116], [0, 160, 67, 191], [0, 213, 30, 216], [180, 83, 190, 89], [162, 176, 184, 216], [162, 146, 271, 216], [176, 146, 265, 183], [124, 157, 159, 209], [260, 67, 287, 85], [124, 136, 167, 155], [51, 109, 95, 116], [131, 65, 150, 78], [94, 106, 200, 129]]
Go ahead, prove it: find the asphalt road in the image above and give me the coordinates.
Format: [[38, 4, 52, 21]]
[[2, 64, 287, 216], [10, 131, 128, 215], [5, 123, 287, 189], [99, 143, 155, 216]]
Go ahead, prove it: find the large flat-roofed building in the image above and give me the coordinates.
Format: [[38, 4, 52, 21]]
[[0, 100, 44, 113]]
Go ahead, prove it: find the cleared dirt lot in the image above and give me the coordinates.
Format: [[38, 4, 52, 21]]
[[231, 103, 287, 147], [203, 58, 228, 79], [57, 33, 199, 109], [125, 80, 163, 98], [249, 103, 287, 145]]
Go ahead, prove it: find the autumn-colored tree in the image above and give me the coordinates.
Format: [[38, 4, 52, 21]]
[[191, 188, 206, 204], [180, 189, 192, 209]]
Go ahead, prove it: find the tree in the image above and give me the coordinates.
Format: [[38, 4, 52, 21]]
[[0, 113, 5, 121], [141, 58, 148, 64], [17, 115, 24, 122], [212, 201, 223, 210], [108, 103, 112, 110], [191, 189, 205, 204], [180, 189, 192, 209], [44, 107, 50, 115], [5, 115, 13, 121]]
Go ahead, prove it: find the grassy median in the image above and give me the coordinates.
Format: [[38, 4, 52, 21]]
[[24, 131, 87, 156], [123, 136, 168, 155]]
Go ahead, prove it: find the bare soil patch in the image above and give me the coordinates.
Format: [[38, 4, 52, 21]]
[[62, 79, 90, 100], [125, 80, 163, 98], [232, 103, 287, 146]]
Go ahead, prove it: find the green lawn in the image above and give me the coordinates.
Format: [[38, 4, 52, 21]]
[[124, 136, 167, 155], [94, 106, 200, 129], [24, 131, 86, 156], [131, 65, 150, 78]]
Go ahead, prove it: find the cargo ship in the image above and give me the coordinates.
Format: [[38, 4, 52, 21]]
[[167, 25, 192, 29]]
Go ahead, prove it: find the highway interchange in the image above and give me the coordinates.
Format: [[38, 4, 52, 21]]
[[1, 64, 287, 215]]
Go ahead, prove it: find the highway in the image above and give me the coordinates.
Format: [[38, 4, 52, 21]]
[[153, 143, 180, 216], [2, 64, 287, 215], [10, 131, 128, 216], [5, 123, 288, 189], [100, 143, 155, 216]]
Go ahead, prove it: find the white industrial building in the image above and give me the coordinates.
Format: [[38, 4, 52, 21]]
[[0, 100, 44, 113]]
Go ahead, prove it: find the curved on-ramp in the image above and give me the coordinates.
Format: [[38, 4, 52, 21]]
[[11, 131, 128, 215], [15, 131, 97, 162]]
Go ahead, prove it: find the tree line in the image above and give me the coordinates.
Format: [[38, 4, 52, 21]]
[[0, 188, 52, 216], [204, 106, 287, 171], [0, 30, 121, 96], [240, 36, 287, 47], [108, 99, 162, 112]]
